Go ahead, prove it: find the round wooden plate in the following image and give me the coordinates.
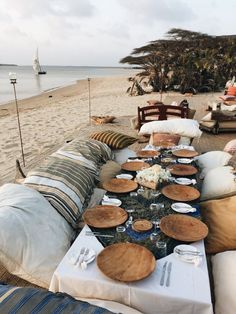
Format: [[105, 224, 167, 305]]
[[103, 178, 138, 193], [160, 214, 208, 242], [172, 149, 198, 158], [83, 205, 128, 228], [167, 164, 198, 176], [121, 161, 150, 172], [161, 184, 200, 201], [97, 243, 156, 282], [136, 150, 160, 158], [132, 219, 153, 232]]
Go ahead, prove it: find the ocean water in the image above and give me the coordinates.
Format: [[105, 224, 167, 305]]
[[0, 65, 138, 105]]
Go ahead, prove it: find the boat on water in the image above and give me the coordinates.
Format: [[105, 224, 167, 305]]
[[33, 49, 47, 75]]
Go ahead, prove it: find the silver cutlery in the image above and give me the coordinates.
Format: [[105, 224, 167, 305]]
[[166, 262, 172, 287], [78, 248, 89, 267], [85, 231, 114, 238], [160, 261, 168, 286], [73, 247, 85, 265], [175, 248, 203, 256]]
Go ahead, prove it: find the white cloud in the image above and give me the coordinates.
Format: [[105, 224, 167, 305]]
[[0, 0, 235, 66]]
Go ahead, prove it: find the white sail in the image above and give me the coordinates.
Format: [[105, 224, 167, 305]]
[[33, 48, 44, 74]]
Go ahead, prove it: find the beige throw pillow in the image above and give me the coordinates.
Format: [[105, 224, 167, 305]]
[[212, 251, 236, 314], [201, 195, 236, 254], [194, 151, 232, 179], [200, 166, 236, 201], [99, 160, 121, 188]]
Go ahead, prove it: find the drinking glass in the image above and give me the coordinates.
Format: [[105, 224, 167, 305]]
[[125, 209, 135, 228], [149, 203, 164, 211], [149, 219, 160, 242], [156, 240, 167, 258]]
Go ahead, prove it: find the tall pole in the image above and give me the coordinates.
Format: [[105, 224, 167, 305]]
[[88, 78, 91, 125], [9, 73, 25, 167]]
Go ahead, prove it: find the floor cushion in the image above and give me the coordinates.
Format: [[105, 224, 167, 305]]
[[113, 147, 137, 164], [0, 284, 114, 313], [224, 139, 236, 154], [201, 195, 236, 254], [200, 166, 236, 201], [24, 157, 96, 228], [99, 160, 121, 188], [0, 184, 74, 288], [90, 130, 138, 149], [212, 251, 236, 314], [139, 119, 202, 139], [194, 151, 232, 178]]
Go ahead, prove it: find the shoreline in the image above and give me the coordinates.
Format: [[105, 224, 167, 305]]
[[0, 75, 228, 185]]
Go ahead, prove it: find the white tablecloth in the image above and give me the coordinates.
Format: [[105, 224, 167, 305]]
[[50, 225, 213, 314]]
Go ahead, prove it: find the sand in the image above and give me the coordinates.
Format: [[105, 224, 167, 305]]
[[0, 75, 231, 185]]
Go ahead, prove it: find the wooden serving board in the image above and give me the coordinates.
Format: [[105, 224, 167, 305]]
[[172, 149, 198, 158], [167, 164, 198, 176], [103, 178, 138, 193], [160, 214, 208, 242], [132, 219, 153, 232], [161, 184, 200, 201], [121, 161, 150, 172], [97, 243, 156, 282], [136, 150, 160, 158], [83, 205, 128, 228]]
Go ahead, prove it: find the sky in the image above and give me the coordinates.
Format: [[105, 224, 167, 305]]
[[0, 0, 235, 66]]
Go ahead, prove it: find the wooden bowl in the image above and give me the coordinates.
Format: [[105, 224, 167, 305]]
[[132, 219, 153, 232], [103, 178, 138, 193], [161, 184, 200, 201], [160, 214, 208, 242], [97, 243, 156, 282]]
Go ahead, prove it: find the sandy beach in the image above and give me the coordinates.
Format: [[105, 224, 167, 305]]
[[0, 75, 231, 185]]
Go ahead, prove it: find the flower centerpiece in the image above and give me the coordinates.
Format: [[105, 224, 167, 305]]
[[136, 165, 171, 190]]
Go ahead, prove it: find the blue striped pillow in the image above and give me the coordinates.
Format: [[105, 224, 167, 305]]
[[0, 284, 114, 313]]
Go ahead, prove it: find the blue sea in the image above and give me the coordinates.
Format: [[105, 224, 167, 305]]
[[0, 65, 138, 105]]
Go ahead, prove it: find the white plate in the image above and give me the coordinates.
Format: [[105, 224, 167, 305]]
[[174, 245, 199, 263], [178, 158, 193, 164], [175, 178, 192, 185], [102, 198, 122, 207], [116, 174, 133, 180], [171, 203, 196, 213]]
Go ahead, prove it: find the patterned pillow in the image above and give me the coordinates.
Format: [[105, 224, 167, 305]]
[[24, 157, 96, 228], [60, 139, 113, 166], [0, 284, 114, 313], [90, 130, 137, 149]]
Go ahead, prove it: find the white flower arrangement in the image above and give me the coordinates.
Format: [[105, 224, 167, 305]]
[[136, 165, 171, 189]]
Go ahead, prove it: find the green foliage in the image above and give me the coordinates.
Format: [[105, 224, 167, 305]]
[[120, 28, 236, 94]]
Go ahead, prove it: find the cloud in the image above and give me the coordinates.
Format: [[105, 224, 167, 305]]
[[117, 0, 196, 23]]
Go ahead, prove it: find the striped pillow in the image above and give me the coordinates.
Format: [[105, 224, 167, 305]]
[[24, 157, 96, 228], [60, 139, 113, 166], [90, 130, 137, 149], [0, 284, 114, 313]]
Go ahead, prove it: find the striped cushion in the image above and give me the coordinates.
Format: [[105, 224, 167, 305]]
[[0, 284, 114, 313], [60, 139, 113, 166], [90, 130, 137, 149], [24, 157, 96, 228]]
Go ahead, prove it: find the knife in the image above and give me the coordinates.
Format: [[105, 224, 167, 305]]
[[166, 262, 172, 287], [160, 261, 168, 286]]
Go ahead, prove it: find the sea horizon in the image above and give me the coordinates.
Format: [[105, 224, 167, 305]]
[[0, 65, 138, 105]]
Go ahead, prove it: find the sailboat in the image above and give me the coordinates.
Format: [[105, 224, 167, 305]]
[[33, 49, 47, 75]]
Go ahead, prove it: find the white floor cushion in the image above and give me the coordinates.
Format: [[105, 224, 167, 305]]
[[0, 183, 75, 288], [201, 166, 236, 201], [212, 251, 236, 314], [194, 151, 232, 178], [113, 147, 137, 164]]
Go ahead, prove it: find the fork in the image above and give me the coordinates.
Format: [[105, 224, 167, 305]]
[[73, 247, 85, 265], [78, 248, 90, 268], [175, 248, 203, 256]]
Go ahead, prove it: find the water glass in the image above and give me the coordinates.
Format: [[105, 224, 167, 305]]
[[156, 241, 167, 258], [150, 203, 164, 211], [116, 226, 126, 233]]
